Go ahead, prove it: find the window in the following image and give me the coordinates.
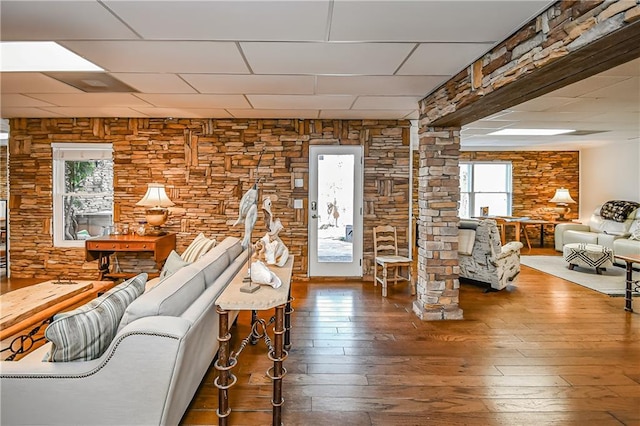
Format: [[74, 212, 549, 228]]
[[459, 162, 512, 218], [52, 143, 113, 247]]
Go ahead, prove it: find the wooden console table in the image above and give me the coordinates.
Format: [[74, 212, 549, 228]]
[[215, 256, 294, 426], [85, 233, 176, 280], [614, 254, 640, 312], [0, 280, 115, 360]]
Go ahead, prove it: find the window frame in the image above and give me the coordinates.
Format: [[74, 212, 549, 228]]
[[52, 143, 113, 248], [459, 161, 513, 218]]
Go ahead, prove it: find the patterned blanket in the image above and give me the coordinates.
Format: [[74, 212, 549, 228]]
[[600, 200, 639, 222]]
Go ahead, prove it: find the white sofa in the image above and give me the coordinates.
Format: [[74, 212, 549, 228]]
[[458, 219, 524, 291], [0, 236, 246, 426], [555, 204, 640, 265]]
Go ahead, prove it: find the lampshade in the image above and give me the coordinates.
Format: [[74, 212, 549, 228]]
[[136, 184, 174, 235], [549, 188, 576, 205], [549, 188, 575, 221], [136, 183, 175, 208]]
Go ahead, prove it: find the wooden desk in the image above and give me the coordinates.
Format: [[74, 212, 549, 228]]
[[85, 233, 176, 280], [215, 256, 294, 426], [614, 254, 640, 312], [0, 280, 115, 360]]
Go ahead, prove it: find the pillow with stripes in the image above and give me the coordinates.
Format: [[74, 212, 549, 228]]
[[181, 233, 216, 263], [44, 273, 147, 362]]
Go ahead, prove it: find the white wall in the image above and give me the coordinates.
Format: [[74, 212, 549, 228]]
[[580, 140, 640, 222]]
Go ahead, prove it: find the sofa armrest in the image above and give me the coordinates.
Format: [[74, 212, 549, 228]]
[[555, 223, 589, 251], [495, 241, 523, 260], [0, 316, 192, 426]]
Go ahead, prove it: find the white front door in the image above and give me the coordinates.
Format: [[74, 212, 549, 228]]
[[308, 146, 363, 277]]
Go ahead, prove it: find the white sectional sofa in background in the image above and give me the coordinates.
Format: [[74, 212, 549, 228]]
[[555, 204, 640, 265]]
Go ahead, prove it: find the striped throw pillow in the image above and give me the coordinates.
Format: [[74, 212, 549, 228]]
[[45, 273, 147, 362], [181, 233, 216, 263]]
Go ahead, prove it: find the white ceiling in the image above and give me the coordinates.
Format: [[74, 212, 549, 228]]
[[462, 57, 640, 150], [1, 0, 637, 150]]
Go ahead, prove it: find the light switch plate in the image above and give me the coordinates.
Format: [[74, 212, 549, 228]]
[[294, 199, 303, 209], [294, 178, 304, 188]]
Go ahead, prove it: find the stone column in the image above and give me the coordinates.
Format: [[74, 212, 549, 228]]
[[413, 126, 463, 320]]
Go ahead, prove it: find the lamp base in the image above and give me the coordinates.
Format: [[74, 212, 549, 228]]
[[552, 205, 571, 221], [145, 226, 166, 236]]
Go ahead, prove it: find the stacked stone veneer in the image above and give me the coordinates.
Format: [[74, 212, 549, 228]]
[[0, 146, 6, 199], [7, 118, 411, 280], [420, 0, 640, 126], [461, 151, 579, 245], [415, 0, 636, 319], [413, 127, 462, 320]]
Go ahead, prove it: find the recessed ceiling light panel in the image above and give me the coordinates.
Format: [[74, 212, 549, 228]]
[[488, 129, 575, 136], [0, 42, 103, 72]]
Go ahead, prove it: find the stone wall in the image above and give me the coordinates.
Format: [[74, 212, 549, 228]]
[[7, 118, 411, 280], [0, 146, 6, 200], [420, 0, 640, 126], [460, 150, 580, 245]]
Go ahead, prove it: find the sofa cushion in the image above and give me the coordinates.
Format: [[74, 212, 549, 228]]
[[118, 265, 206, 332], [191, 237, 242, 287], [182, 233, 217, 263], [600, 200, 639, 222], [458, 229, 476, 255], [45, 273, 147, 362], [159, 250, 191, 280]]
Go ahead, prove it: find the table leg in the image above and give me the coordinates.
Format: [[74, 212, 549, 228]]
[[271, 304, 286, 425], [540, 224, 545, 248], [97, 253, 110, 280], [215, 306, 234, 426], [625, 261, 634, 312], [284, 291, 294, 351]]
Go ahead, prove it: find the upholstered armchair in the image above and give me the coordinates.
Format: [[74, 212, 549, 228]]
[[458, 219, 524, 291]]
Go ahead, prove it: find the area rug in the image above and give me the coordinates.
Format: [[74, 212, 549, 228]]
[[520, 255, 638, 297]]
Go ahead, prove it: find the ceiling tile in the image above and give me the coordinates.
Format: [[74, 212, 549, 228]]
[[247, 95, 354, 110], [241, 42, 415, 75], [580, 77, 639, 100], [319, 109, 414, 119], [104, 1, 331, 41], [61, 41, 249, 74], [0, 107, 67, 118], [181, 75, 315, 95], [0, 73, 83, 94], [135, 94, 250, 109], [111, 73, 197, 94], [131, 108, 232, 119], [352, 96, 421, 110], [544, 98, 640, 114], [227, 109, 320, 119], [397, 43, 494, 75], [317, 75, 447, 96], [0, 94, 57, 107], [0, 1, 137, 40], [330, 1, 553, 42], [28, 93, 153, 107], [38, 107, 149, 117], [510, 97, 578, 112], [546, 75, 629, 98]]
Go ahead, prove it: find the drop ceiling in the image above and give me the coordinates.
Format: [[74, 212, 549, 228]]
[[1, 0, 637, 150]]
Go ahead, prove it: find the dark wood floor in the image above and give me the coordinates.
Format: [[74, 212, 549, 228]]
[[179, 251, 639, 425], [3, 249, 639, 425]]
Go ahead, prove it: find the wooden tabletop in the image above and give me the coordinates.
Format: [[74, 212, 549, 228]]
[[0, 280, 95, 331], [614, 254, 640, 264]]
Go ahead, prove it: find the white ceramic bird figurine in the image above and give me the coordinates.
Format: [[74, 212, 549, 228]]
[[233, 183, 258, 226], [241, 203, 257, 249]]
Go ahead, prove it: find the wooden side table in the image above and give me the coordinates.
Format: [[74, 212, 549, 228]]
[[85, 233, 176, 280], [214, 256, 294, 426], [614, 254, 640, 312]]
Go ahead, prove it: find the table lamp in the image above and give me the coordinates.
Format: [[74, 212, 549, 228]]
[[549, 187, 576, 221], [136, 183, 175, 235]]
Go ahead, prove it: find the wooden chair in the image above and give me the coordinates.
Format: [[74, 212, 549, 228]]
[[373, 225, 415, 297]]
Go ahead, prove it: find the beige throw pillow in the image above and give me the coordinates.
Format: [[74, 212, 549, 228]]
[[181, 233, 216, 263]]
